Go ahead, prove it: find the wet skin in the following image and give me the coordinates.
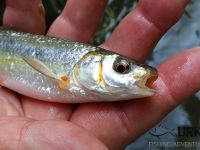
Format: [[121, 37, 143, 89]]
[[1, 0, 200, 150]]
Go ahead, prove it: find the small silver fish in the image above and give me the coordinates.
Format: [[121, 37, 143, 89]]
[[0, 28, 158, 103]]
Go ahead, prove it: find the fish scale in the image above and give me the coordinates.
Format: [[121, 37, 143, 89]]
[[0, 28, 158, 103]]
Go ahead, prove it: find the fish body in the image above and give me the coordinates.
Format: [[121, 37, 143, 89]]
[[0, 28, 158, 103]]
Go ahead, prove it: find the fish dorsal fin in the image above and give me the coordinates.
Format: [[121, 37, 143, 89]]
[[22, 57, 58, 80]]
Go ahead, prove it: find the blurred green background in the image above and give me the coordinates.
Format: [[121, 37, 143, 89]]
[[0, 0, 138, 45], [0, 0, 200, 150]]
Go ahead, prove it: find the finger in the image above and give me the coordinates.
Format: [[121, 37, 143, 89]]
[[21, 97, 75, 120], [3, 0, 45, 34], [6, 0, 78, 120], [0, 88, 24, 117], [0, 117, 108, 150], [27, 0, 107, 120], [70, 47, 200, 149], [101, 0, 189, 61], [48, 0, 107, 43]]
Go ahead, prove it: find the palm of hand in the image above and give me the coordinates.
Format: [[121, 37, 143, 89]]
[[1, 0, 200, 150]]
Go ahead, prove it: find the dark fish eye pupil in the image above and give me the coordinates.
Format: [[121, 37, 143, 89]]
[[116, 64, 126, 73], [114, 59, 130, 74]]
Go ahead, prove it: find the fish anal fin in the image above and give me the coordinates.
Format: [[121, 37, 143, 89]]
[[22, 57, 57, 80]]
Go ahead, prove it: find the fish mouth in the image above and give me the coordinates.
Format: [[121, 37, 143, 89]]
[[137, 68, 158, 95]]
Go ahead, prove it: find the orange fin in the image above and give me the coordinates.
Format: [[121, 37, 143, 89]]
[[58, 76, 70, 90]]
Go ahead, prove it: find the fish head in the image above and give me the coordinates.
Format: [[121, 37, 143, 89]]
[[73, 50, 158, 100]]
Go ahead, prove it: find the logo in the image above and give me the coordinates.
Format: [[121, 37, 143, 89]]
[[178, 126, 200, 137], [149, 124, 200, 138], [149, 124, 176, 138]]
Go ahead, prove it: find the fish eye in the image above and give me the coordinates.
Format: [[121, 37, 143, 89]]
[[113, 59, 130, 74]]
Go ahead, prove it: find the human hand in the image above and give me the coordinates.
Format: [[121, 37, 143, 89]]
[[1, 0, 199, 150]]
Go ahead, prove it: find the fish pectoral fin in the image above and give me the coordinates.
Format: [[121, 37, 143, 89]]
[[22, 57, 57, 80], [58, 76, 70, 90], [22, 57, 70, 90]]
